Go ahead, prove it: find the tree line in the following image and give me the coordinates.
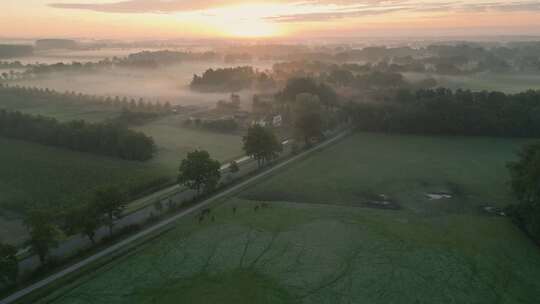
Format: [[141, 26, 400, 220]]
[[351, 88, 540, 137], [0, 84, 173, 115], [0, 110, 155, 161], [190, 66, 275, 93], [507, 143, 540, 245]]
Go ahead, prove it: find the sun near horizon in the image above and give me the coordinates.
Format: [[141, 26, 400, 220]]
[[3, 0, 540, 40]]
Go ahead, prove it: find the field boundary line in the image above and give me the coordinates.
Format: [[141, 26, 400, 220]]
[[0, 128, 350, 304]]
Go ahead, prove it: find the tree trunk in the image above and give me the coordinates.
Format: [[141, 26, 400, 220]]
[[88, 233, 96, 244]]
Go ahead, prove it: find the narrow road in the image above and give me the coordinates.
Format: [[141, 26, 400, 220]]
[[1, 129, 349, 304], [16, 139, 286, 273]]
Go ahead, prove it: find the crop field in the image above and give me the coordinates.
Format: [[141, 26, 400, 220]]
[[35, 132, 540, 304], [404, 71, 540, 93], [0, 138, 169, 245]]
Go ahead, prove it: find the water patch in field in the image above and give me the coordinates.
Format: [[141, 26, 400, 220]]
[[481, 205, 506, 217], [426, 192, 453, 200]]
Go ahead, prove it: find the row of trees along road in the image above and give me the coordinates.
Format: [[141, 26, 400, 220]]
[[3, 120, 305, 290], [176, 125, 284, 196], [0, 185, 128, 288]]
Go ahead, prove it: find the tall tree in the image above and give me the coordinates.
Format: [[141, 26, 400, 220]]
[[24, 209, 61, 265], [0, 242, 18, 287], [294, 93, 324, 145], [178, 150, 221, 195], [243, 125, 282, 168], [65, 202, 101, 244], [94, 187, 126, 237], [507, 142, 540, 243]]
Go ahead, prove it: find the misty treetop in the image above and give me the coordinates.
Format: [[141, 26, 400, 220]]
[[190, 66, 275, 93], [0, 109, 155, 161]]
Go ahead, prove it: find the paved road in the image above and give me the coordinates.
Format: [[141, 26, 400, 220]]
[[1, 129, 349, 304], [17, 146, 267, 273]]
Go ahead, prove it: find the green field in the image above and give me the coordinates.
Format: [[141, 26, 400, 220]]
[[36, 133, 540, 304], [133, 115, 244, 174]]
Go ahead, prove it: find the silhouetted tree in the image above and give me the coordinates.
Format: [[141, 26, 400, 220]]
[[24, 209, 61, 265], [243, 125, 282, 168], [94, 187, 126, 236], [178, 150, 221, 195], [294, 93, 323, 145]]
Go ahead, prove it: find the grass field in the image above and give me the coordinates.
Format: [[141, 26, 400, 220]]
[[404, 71, 540, 93], [133, 115, 244, 174], [0, 138, 169, 245], [35, 132, 540, 304], [244, 133, 531, 213]]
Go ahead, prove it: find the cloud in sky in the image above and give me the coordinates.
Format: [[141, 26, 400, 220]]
[[48, 0, 540, 22]]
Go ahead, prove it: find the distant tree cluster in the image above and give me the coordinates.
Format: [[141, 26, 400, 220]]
[[352, 88, 540, 137], [190, 66, 275, 92], [0, 61, 25, 69], [19, 50, 220, 76], [273, 62, 434, 93], [0, 44, 33, 59], [277, 77, 338, 109], [0, 110, 155, 161], [125, 50, 219, 65]]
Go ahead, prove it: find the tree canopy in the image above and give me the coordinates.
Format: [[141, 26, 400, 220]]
[[24, 209, 61, 264], [94, 186, 126, 236], [279, 77, 337, 108], [178, 150, 221, 194], [243, 125, 282, 168], [352, 88, 540, 137], [294, 93, 324, 145], [0, 109, 156, 161], [507, 142, 540, 244]]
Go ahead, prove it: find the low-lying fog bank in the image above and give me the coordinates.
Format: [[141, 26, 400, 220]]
[[12, 61, 276, 108]]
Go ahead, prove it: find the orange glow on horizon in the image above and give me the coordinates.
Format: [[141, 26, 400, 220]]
[[2, 1, 540, 39]]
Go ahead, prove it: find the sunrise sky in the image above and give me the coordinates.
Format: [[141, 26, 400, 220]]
[[3, 0, 540, 39]]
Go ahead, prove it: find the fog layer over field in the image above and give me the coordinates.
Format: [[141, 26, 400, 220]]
[[14, 61, 276, 108]]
